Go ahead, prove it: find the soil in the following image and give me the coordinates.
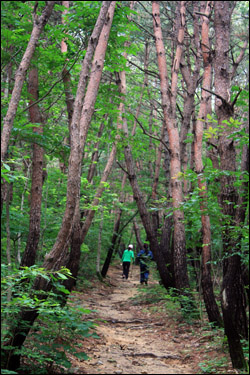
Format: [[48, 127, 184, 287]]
[[69, 263, 235, 374]]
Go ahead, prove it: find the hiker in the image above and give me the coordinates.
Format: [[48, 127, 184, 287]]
[[122, 244, 135, 279], [137, 243, 153, 285]]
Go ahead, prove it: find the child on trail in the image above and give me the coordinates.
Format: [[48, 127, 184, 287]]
[[122, 245, 135, 279], [137, 243, 153, 285]]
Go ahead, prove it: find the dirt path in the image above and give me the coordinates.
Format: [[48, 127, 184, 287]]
[[69, 263, 233, 374]]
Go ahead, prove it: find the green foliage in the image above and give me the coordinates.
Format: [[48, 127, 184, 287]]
[[19, 302, 97, 374], [199, 357, 231, 374], [1, 265, 97, 374]]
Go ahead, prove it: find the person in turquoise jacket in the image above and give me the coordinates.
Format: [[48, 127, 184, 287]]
[[122, 244, 135, 279]]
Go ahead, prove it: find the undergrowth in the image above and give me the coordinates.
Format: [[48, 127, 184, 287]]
[[1, 265, 98, 374]]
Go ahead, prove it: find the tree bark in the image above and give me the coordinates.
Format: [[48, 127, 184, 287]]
[[179, 1, 201, 195], [61, 1, 116, 290], [20, 67, 44, 268], [1, 1, 55, 161], [152, 1, 190, 292], [214, 1, 248, 369], [40, 1, 113, 275], [193, 1, 223, 327], [133, 219, 143, 251], [101, 208, 122, 278], [17, 161, 31, 264]]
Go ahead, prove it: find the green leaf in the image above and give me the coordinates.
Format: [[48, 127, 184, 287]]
[[56, 272, 68, 280], [74, 352, 89, 361]]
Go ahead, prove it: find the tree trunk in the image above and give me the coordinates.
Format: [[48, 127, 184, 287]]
[[1, 1, 55, 161], [20, 67, 44, 268], [193, 1, 223, 327], [101, 171, 127, 277], [101, 208, 122, 278], [179, 1, 201, 195], [61, 1, 116, 288], [133, 219, 143, 251], [17, 161, 31, 264], [214, 1, 248, 369], [39, 1, 113, 275], [96, 208, 104, 278], [123, 140, 174, 289], [115, 31, 174, 288], [118, 71, 174, 287], [63, 200, 81, 294], [152, 1, 190, 292]]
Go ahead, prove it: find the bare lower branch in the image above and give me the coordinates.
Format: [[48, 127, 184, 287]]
[[131, 114, 170, 152]]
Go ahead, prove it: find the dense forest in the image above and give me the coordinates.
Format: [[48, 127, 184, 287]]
[[1, 1, 249, 374]]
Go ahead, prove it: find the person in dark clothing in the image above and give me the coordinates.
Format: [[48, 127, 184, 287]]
[[137, 243, 153, 285]]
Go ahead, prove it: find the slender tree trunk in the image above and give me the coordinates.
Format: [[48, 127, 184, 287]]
[[96, 208, 104, 278], [101, 172, 126, 277], [193, 1, 223, 327], [20, 67, 44, 268], [60, 2, 116, 289], [79, 2, 115, 152], [117, 68, 174, 288], [63, 200, 81, 293], [160, 209, 173, 266], [5, 183, 12, 268], [39, 2, 112, 275], [60, 0, 73, 173], [1, 1, 55, 161], [87, 118, 106, 183], [101, 208, 122, 278], [112, 13, 174, 287], [151, 121, 165, 235], [179, 1, 201, 195], [17, 161, 31, 264], [133, 219, 143, 250], [80, 137, 119, 243], [152, 1, 191, 293], [214, 2, 247, 370]]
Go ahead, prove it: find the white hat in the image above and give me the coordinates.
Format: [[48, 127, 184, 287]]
[[128, 244, 133, 249]]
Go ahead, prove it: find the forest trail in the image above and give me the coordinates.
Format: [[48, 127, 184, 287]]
[[69, 263, 232, 374]]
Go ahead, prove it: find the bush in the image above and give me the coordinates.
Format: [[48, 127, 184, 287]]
[[1, 265, 98, 374]]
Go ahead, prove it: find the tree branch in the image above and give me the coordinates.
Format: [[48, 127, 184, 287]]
[[131, 113, 170, 153], [201, 87, 229, 105], [19, 46, 84, 115], [128, 59, 159, 79], [231, 89, 242, 108], [116, 161, 128, 175]]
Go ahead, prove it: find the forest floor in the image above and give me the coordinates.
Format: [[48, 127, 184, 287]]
[[68, 262, 236, 374]]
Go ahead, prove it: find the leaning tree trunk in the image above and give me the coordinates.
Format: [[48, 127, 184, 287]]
[[1, 1, 55, 162], [101, 171, 127, 278], [60, 0, 74, 172], [101, 208, 122, 278], [64, 1, 116, 288], [39, 1, 112, 277], [20, 67, 44, 268], [214, 1, 248, 370], [117, 69, 174, 288]]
